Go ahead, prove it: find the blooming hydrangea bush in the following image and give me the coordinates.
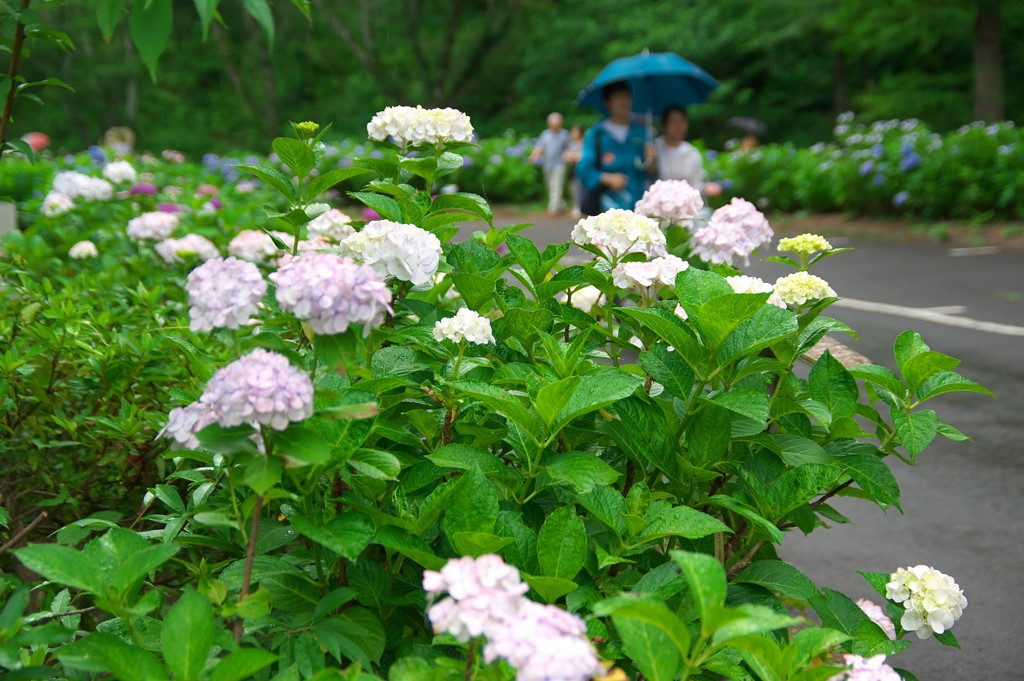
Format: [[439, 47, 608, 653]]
[[4, 115, 991, 681]]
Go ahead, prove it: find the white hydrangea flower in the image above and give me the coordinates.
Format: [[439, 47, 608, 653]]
[[158, 402, 217, 449], [228, 229, 290, 263], [127, 211, 180, 241], [556, 285, 605, 314], [612, 254, 688, 292], [726, 275, 786, 308], [778, 233, 832, 256], [856, 599, 896, 640], [52, 171, 114, 201], [635, 179, 704, 226], [68, 240, 98, 260], [886, 565, 967, 639], [199, 349, 314, 430], [270, 252, 392, 335], [367, 105, 474, 147], [41, 192, 74, 217], [571, 209, 666, 260], [102, 160, 137, 184], [423, 555, 529, 642], [155, 233, 219, 264], [829, 654, 900, 681], [340, 220, 441, 287], [773, 271, 837, 307], [691, 197, 773, 265], [483, 600, 605, 681], [432, 308, 495, 345], [307, 208, 355, 242], [186, 257, 267, 331]]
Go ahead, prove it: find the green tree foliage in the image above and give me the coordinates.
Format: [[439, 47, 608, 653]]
[[8, 0, 1024, 153]]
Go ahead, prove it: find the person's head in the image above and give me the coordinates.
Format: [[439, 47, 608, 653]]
[[546, 112, 564, 131], [569, 125, 584, 141], [662, 106, 689, 143], [602, 81, 633, 122]]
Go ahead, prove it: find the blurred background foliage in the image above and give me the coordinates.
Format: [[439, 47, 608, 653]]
[[11, 0, 1024, 154]]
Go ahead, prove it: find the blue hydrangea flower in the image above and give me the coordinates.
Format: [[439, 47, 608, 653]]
[[873, 173, 886, 186], [893, 191, 909, 207], [859, 160, 875, 176]]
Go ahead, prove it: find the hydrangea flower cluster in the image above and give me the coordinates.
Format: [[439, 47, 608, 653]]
[[778, 233, 833, 256], [432, 308, 495, 345], [102, 160, 137, 184], [155, 234, 219, 264], [612, 254, 688, 292], [635, 179, 704, 226], [886, 565, 967, 639], [691, 197, 773, 265], [41, 192, 74, 217], [726, 275, 786, 308], [423, 555, 602, 681], [856, 599, 896, 640], [367, 105, 474, 147], [571, 209, 667, 260], [773, 271, 837, 307], [127, 211, 180, 241], [270, 252, 392, 335], [51, 171, 114, 201], [484, 600, 606, 681], [186, 257, 267, 331], [199, 349, 314, 430], [557, 285, 605, 314], [829, 654, 900, 681], [158, 401, 217, 449], [423, 555, 529, 642], [228, 229, 288, 263], [340, 220, 441, 287], [307, 208, 355, 242], [68, 240, 98, 260]]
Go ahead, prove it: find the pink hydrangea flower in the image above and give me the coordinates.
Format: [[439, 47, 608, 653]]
[[635, 179, 704, 226], [269, 252, 392, 335], [691, 197, 773, 265], [186, 257, 267, 331]]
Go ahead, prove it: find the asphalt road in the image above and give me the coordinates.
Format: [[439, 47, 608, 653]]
[[484, 215, 1024, 680]]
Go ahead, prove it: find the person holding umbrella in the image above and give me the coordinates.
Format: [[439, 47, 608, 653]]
[[575, 81, 652, 214], [575, 51, 719, 214]]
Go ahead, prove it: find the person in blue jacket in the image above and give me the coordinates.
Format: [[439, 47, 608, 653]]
[[575, 80, 652, 214]]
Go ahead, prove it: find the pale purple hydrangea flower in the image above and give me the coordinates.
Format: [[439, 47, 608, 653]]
[[127, 211, 179, 241], [423, 555, 602, 681], [158, 402, 217, 449], [423, 555, 529, 642], [155, 233, 219, 264], [340, 220, 442, 287], [829, 654, 900, 681], [199, 349, 313, 430], [186, 257, 267, 332], [691, 197, 773, 266], [635, 179, 704, 226], [484, 600, 605, 681], [269, 252, 392, 335]]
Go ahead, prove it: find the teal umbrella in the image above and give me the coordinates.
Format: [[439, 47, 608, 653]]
[[576, 50, 719, 116]]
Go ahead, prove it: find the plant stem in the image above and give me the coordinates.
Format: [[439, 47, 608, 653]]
[[726, 539, 764, 579], [464, 640, 476, 681], [0, 0, 30, 163], [0, 510, 47, 557], [234, 494, 264, 643]]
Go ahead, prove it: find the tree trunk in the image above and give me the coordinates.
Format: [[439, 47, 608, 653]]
[[833, 52, 848, 115], [973, 0, 1004, 121]]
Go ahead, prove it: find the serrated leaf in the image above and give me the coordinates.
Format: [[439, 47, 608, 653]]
[[162, 589, 214, 681], [733, 560, 820, 600], [537, 506, 586, 580]]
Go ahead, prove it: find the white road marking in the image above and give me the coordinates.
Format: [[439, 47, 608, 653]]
[[835, 297, 1024, 337], [922, 305, 969, 315], [948, 246, 1001, 257]]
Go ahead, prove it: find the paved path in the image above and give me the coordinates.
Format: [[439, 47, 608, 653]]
[[483, 215, 1024, 679]]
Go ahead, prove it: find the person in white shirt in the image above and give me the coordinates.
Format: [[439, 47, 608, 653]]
[[529, 112, 571, 214], [653, 106, 721, 197]]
